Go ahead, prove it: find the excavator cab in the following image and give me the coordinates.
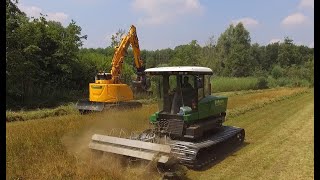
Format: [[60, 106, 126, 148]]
[[95, 72, 113, 84]]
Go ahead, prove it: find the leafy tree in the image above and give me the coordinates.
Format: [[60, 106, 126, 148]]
[[271, 65, 284, 79], [265, 42, 280, 71], [6, 0, 29, 106], [170, 40, 202, 66], [277, 37, 299, 67], [201, 35, 217, 70], [6, 0, 87, 108], [110, 29, 126, 48], [250, 43, 268, 76], [215, 23, 252, 76]]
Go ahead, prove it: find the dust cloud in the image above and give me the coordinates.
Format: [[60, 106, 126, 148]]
[[61, 109, 164, 179]]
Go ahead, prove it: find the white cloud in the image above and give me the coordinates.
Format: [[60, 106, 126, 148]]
[[46, 12, 68, 23], [231, 17, 259, 27], [281, 13, 308, 26], [299, 0, 314, 9], [18, 5, 42, 18], [269, 38, 282, 44], [18, 4, 69, 25], [132, 0, 204, 25]]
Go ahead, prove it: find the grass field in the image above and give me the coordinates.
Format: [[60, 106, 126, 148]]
[[188, 89, 314, 179], [6, 87, 313, 179], [6, 103, 79, 122], [211, 77, 259, 92]]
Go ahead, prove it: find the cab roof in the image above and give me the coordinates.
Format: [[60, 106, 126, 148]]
[[145, 66, 213, 75]]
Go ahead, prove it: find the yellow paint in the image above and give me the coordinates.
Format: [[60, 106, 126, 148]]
[[110, 25, 143, 84], [85, 25, 144, 104], [89, 83, 133, 102]]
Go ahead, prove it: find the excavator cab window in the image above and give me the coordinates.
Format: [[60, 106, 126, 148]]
[[96, 73, 112, 80]]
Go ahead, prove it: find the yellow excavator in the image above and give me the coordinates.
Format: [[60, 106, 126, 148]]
[[76, 25, 150, 113]]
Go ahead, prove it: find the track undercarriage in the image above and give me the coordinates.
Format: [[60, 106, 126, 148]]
[[89, 124, 245, 170], [171, 126, 245, 169], [76, 100, 142, 113]]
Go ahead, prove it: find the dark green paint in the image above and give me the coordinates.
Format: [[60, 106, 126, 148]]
[[149, 95, 228, 123]]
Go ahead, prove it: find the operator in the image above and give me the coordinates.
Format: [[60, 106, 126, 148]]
[[181, 76, 195, 107], [182, 76, 193, 90]]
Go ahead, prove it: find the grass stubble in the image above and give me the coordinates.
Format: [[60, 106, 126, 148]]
[[6, 88, 313, 179]]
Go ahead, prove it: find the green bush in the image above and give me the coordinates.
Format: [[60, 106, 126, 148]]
[[257, 77, 268, 89], [271, 65, 284, 79], [277, 77, 292, 87], [290, 78, 310, 87]]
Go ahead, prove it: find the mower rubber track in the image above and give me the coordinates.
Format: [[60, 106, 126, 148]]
[[170, 126, 245, 169]]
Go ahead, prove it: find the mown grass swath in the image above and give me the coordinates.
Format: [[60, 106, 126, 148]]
[[6, 88, 313, 179], [188, 89, 314, 180]]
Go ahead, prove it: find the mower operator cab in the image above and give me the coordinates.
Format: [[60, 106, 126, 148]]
[[145, 66, 212, 115]]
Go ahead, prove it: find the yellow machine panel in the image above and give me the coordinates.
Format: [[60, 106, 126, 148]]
[[89, 83, 133, 103]]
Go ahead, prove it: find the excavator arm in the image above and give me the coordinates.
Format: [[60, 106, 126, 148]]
[[110, 25, 147, 90], [129, 25, 144, 71]]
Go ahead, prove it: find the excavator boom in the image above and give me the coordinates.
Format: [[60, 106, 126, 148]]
[[110, 25, 145, 84]]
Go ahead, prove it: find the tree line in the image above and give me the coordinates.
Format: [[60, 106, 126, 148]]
[[7, 0, 91, 108], [6, 0, 313, 109], [81, 23, 313, 89]]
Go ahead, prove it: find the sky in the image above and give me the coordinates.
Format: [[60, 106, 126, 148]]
[[17, 0, 314, 50]]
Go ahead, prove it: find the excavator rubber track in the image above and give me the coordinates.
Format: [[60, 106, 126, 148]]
[[76, 100, 142, 113], [170, 126, 245, 169]]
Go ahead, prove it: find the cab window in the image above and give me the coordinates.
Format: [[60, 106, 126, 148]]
[[196, 75, 204, 100]]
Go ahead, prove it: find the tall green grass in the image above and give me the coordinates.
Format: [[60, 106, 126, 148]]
[[267, 76, 311, 88], [211, 76, 312, 93], [211, 77, 259, 92], [6, 104, 79, 122]]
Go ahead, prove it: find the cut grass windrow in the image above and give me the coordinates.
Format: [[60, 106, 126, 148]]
[[6, 88, 313, 179], [227, 87, 309, 118], [188, 89, 314, 180], [6, 104, 78, 122], [6, 87, 307, 123]]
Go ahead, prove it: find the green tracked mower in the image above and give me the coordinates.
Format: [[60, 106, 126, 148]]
[[89, 66, 245, 169]]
